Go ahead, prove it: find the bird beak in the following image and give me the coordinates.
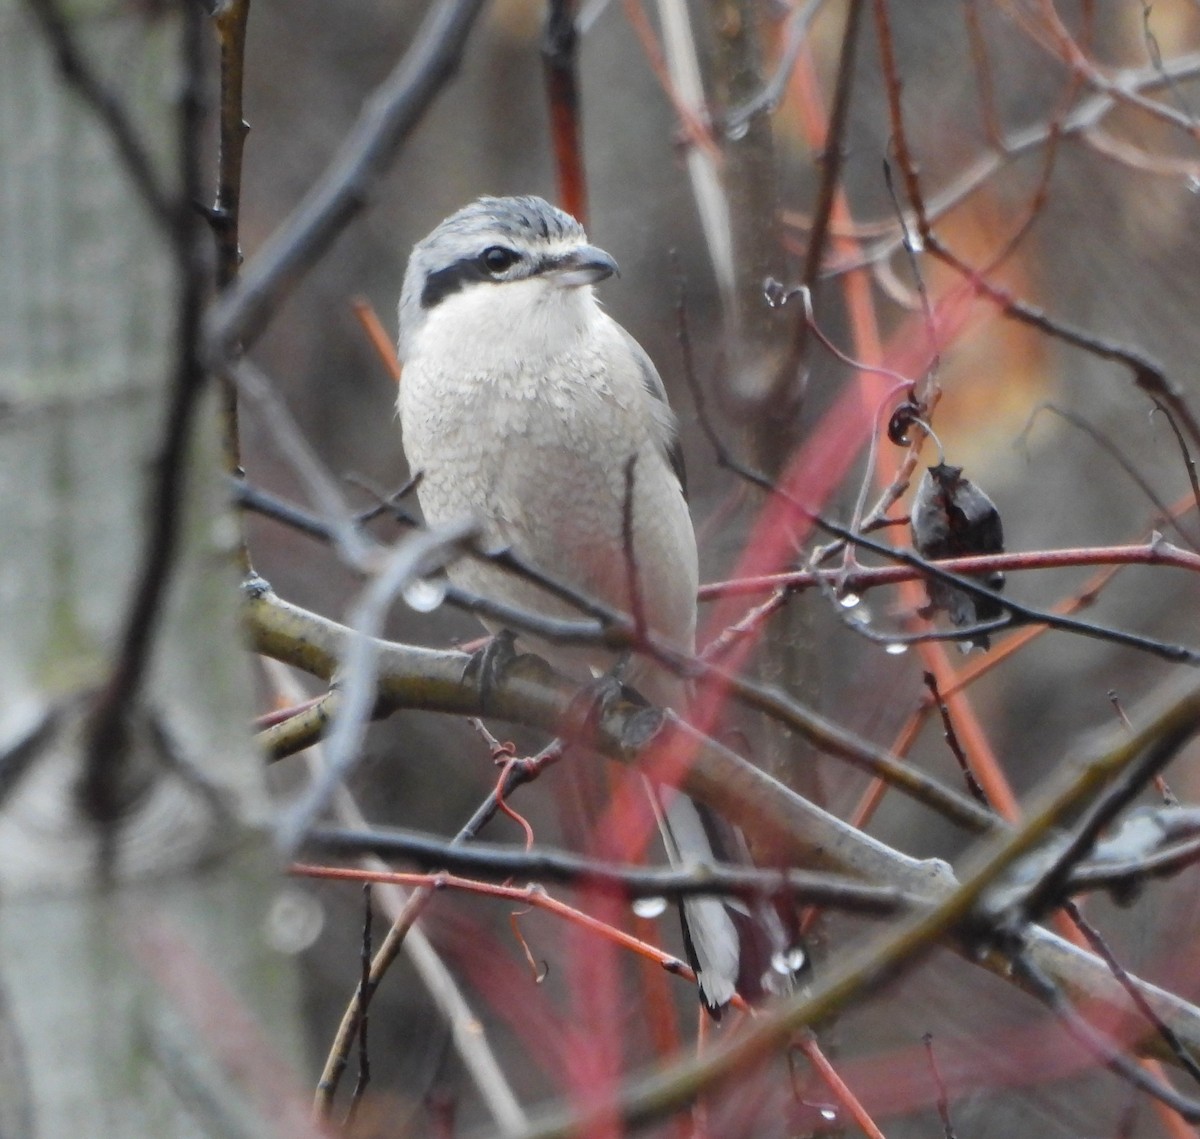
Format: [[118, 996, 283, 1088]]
[[546, 244, 619, 287]]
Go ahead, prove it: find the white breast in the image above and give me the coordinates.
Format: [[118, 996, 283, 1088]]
[[398, 281, 698, 688]]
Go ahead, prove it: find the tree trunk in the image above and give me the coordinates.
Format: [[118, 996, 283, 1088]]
[[0, 3, 307, 1134]]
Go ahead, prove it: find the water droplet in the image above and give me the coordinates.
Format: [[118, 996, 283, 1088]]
[[820, 1107, 838, 1122], [885, 641, 909, 656], [771, 947, 807, 975], [726, 117, 750, 142], [906, 233, 925, 253], [1188, 175, 1200, 195], [632, 896, 668, 919], [839, 592, 861, 610], [403, 575, 446, 613], [263, 887, 325, 954]]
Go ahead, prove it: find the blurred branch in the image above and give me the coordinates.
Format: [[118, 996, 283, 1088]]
[[80, 2, 210, 836], [206, 0, 488, 355], [700, 540, 1200, 598], [771, 0, 867, 405], [805, 53, 1200, 269], [541, 0, 587, 221], [23, 0, 174, 230], [210, 0, 253, 572], [276, 520, 479, 854], [485, 681, 1200, 1137], [723, 0, 824, 131], [243, 580, 984, 872], [306, 824, 922, 914]]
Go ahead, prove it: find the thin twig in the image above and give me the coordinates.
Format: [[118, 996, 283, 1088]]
[[210, 0, 253, 572], [23, 0, 174, 229], [312, 735, 562, 1118], [306, 825, 922, 914], [1013, 952, 1200, 1122], [1065, 902, 1200, 1087], [206, 0, 488, 356], [344, 884, 374, 1127], [79, 2, 209, 841], [923, 672, 989, 808], [772, 0, 868, 402], [541, 0, 587, 221]]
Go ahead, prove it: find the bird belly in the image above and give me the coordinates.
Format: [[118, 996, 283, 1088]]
[[399, 362, 697, 688]]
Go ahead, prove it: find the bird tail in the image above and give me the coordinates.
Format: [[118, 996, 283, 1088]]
[[651, 783, 804, 1016]]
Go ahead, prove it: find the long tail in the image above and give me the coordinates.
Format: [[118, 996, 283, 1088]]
[[650, 783, 803, 1016]]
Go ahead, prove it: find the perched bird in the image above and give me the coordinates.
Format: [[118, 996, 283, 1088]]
[[397, 195, 789, 1012]]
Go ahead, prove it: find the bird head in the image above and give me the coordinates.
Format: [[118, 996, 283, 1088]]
[[398, 196, 618, 363]]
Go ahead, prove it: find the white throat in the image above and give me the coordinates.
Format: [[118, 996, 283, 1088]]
[[409, 277, 600, 373]]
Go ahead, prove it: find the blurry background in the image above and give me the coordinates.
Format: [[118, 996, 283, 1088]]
[[14, 0, 1200, 1133], [230, 3, 1200, 1135]]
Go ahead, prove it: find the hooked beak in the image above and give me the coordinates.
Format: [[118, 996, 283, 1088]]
[[545, 244, 619, 287]]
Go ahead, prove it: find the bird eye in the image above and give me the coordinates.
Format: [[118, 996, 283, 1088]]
[[481, 246, 519, 275]]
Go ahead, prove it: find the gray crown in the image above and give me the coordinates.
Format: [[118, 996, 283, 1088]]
[[399, 196, 588, 357]]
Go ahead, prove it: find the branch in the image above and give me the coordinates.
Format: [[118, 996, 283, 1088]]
[[700, 540, 1200, 600], [80, 3, 210, 837], [480, 685, 1200, 1137], [24, 0, 175, 230], [243, 580, 975, 884], [246, 583, 1200, 1087], [306, 825, 922, 914], [206, 0, 487, 356]]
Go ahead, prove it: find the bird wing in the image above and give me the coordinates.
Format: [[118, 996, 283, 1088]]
[[612, 320, 689, 500]]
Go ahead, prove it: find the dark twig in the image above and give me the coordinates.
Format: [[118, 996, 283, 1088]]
[[79, 2, 209, 840], [1013, 952, 1200, 1122], [1065, 901, 1200, 1087], [1020, 403, 1195, 550], [923, 672, 989, 808], [0, 705, 65, 810], [314, 736, 563, 1117], [345, 884, 373, 1128], [206, 0, 488, 356], [1151, 400, 1200, 528], [541, 0, 587, 221], [233, 478, 340, 544], [689, 399, 1200, 665], [23, 0, 174, 230], [306, 825, 921, 914], [210, 0, 253, 572], [771, 0, 867, 404], [930, 235, 1200, 452], [621, 455, 648, 641]]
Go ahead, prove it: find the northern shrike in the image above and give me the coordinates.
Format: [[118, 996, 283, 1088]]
[[397, 195, 791, 1012]]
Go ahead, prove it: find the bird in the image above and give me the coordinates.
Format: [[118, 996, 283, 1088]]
[[396, 195, 792, 1013]]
